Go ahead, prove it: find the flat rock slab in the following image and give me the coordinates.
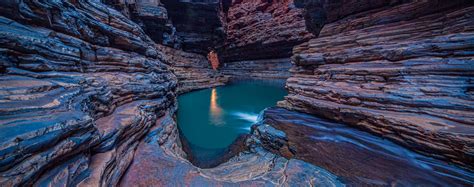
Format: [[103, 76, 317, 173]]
[[256, 107, 474, 186]]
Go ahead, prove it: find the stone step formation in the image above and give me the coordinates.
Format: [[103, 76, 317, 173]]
[[0, 0, 473, 186]]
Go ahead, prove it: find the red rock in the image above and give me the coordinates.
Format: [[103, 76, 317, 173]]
[[219, 0, 313, 62]]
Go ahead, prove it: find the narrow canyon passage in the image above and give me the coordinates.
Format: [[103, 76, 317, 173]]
[[0, 0, 473, 186]]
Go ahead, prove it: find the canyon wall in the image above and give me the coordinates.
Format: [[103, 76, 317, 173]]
[[220, 58, 292, 80], [0, 1, 177, 185], [103, 0, 227, 93], [0, 1, 344, 186], [1, 0, 473, 185], [103, 0, 226, 53], [161, 0, 226, 54], [280, 0, 474, 169], [103, 0, 180, 47], [218, 0, 312, 79], [157, 45, 228, 94]]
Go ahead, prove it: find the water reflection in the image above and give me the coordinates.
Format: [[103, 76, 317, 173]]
[[209, 88, 224, 125]]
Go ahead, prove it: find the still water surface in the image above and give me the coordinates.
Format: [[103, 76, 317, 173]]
[[177, 80, 286, 164]]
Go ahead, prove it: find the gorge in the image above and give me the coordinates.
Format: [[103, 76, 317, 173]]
[[0, 0, 473, 186]]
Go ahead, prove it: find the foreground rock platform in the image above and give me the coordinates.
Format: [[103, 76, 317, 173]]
[[120, 111, 343, 186], [256, 107, 474, 186]]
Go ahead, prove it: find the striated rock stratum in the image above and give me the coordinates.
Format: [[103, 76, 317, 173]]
[[1, 0, 473, 186], [281, 0, 474, 170]]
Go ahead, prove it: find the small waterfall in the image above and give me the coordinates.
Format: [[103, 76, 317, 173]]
[[231, 111, 259, 131], [232, 112, 259, 123]]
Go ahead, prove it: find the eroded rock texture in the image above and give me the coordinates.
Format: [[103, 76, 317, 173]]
[[281, 1, 474, 169], [103, 0, 180, 47], [216, 0, 312, 80], [0, 1, 176, 186], [293, 0, 408, 36], [161, 0, 226, 54], [120, 110, 344, 186], [157, 45, 228, 94], [0, 1, 345, 186], [220, 58, 292, 80], [104, 0, 226, 54], [256, 107, 474, 186], [220, 0, 312, 62]]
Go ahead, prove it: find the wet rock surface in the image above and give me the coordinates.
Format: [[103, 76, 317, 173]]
[[120, 110, 344, 186], [282, 1, 474, 170], [0, 0, 176, 186], [0, 1, 346, 186], [256, 107, 474, 186], [1, 0, 474, 185]]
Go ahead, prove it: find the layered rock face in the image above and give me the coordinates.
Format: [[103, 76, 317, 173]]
[[217, 0, 312, 80], [281, 1, 474, 169], [157, 45, 228, 94], [103, 0, 228, 93], [220, 58, 292, 79], [220, 0, 312, 62], [293, 0, 409, 36], [0, 0, 177, 185], [255, 107, 474, 185], [0, 1, 345, 186], [104, 0, 226, 54], [103, 0, 180, 47], [161, 0, 226, 54]]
